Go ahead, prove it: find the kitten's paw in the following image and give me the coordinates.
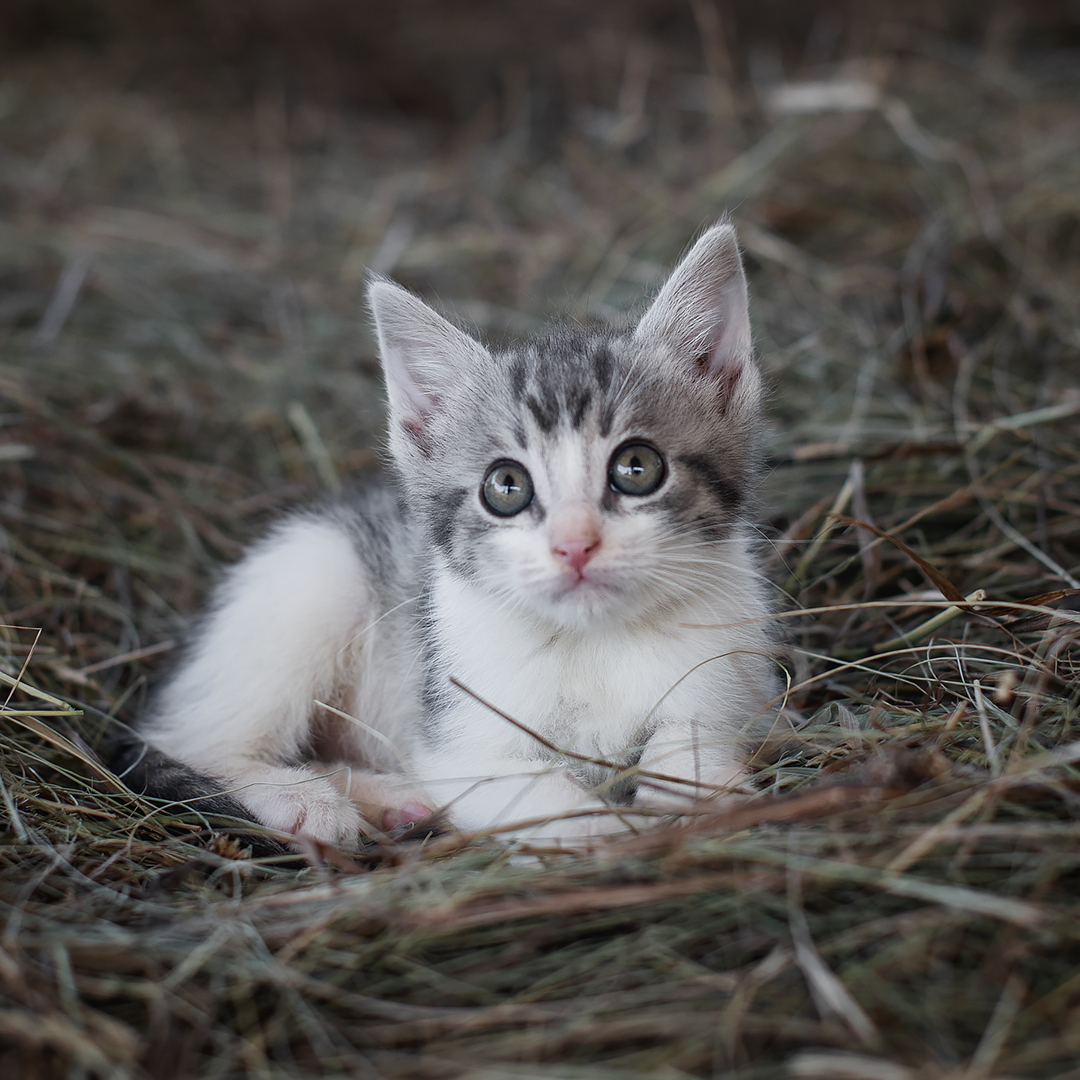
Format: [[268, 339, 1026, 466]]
[[381, 801, 434, 831], [634, 765, 752, 815], [330, 768, 435, 834], [508, 808, 635, 850], [234, 765, 363, 849]]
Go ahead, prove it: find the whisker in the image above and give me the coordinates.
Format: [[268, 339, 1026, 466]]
[[338, 592, 423, 655]]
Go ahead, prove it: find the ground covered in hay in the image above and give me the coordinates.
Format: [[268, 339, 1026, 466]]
[[2, 13, 1080, 1078]]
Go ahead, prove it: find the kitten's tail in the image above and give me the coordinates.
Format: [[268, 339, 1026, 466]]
[[96, 721, 291, 859]]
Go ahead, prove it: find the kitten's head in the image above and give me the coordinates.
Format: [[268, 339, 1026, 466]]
[[369, 224, 764, 629]]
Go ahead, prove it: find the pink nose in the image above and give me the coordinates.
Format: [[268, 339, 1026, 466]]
[[550, 501, 602, 576], [552, 536, 600, 574]]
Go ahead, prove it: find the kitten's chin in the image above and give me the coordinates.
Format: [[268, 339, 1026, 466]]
[[531, 573, 647, 629]]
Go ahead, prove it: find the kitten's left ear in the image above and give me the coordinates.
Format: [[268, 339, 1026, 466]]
[[634, 224, 756, 408], [368, 277, 491, 449]]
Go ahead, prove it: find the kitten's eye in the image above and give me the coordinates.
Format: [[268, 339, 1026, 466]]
[[609, 442, 665, 496], [481, 460, 534, 516]]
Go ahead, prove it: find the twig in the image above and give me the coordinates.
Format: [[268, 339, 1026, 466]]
[[871, 589, 986, 655]]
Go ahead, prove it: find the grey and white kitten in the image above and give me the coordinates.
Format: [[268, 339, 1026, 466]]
[[139, 224, 780, 848]]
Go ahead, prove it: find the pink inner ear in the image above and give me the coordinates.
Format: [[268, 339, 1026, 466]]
[[403, 417, 435, 456], [713, 359, 743, 411]]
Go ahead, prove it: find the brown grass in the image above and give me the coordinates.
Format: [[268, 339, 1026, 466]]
[[1, 5, 1080, 1076]]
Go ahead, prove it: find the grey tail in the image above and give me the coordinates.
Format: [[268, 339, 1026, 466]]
[[97, 722, 291, 859]]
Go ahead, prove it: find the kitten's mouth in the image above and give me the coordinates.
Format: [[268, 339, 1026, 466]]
[[556, 565, 610, 595]]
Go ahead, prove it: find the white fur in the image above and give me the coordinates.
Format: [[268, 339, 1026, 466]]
[[142, 514, 424, 846]]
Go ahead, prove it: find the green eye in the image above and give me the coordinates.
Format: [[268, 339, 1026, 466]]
[[481, 460, 534, 516], [609, 442, 665, 496]]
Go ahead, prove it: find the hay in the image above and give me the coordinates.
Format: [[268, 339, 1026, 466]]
[[2, 7, 1080, 1076]]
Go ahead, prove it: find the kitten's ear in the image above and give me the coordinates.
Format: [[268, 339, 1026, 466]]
[[634, 224, 754, 406], [368, 278, 490, 446]]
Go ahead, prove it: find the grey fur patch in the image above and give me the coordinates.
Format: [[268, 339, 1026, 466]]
[[98, 723, 290, 858], [525, 392, 560, 433], [569, 388, 592, 429], [428, 486, 470, 554], [592, 342, 614, 391], [676, 453, 744, 513], [509, 356, 528, 399]]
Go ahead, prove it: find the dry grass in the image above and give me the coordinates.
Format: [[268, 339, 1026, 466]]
[[1, 10, 1080, 1077]]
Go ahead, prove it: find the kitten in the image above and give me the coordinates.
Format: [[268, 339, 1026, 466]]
[[136, 223, 781, 849]]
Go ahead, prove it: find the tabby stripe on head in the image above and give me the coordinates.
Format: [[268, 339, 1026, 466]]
[[591, 343, 614, 391], [676, 454, 743, 513], [597, 398, 617, 438], [525, 392, 560, 433], [569, 389, 592, 429], [509, 357, 527, 399], [428, 486, 470, 552]]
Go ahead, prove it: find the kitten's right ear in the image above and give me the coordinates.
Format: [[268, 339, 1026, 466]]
[[634, 224, 755, 412], [368, 278, 490, 449]]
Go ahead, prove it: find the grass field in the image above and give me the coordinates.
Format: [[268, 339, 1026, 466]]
[[2, 6, 1080, 1076]]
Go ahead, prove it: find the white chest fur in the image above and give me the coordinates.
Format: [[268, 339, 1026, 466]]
[[426, 558, 770, 758], [408, 557, 774, 837]]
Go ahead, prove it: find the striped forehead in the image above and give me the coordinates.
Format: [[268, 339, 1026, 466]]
[[502, 332, 634, 446]]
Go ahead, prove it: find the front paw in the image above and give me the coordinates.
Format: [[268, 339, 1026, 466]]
[[506, 806, 637, 850], [630, 773, 751, 812], [236, 766, 363, 849], [328, 768, 435, 834], [633, 764, 752, 815]]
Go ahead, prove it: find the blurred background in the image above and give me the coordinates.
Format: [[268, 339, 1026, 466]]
[[0, 0, 1078, 695]]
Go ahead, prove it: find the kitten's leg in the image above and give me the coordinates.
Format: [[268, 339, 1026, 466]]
[[418, 750, 633, 847], [311, 763, 434, 832], [141, 515, 392, 848], [222, 762, 364, 846], [633, 726, 751, 814]]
